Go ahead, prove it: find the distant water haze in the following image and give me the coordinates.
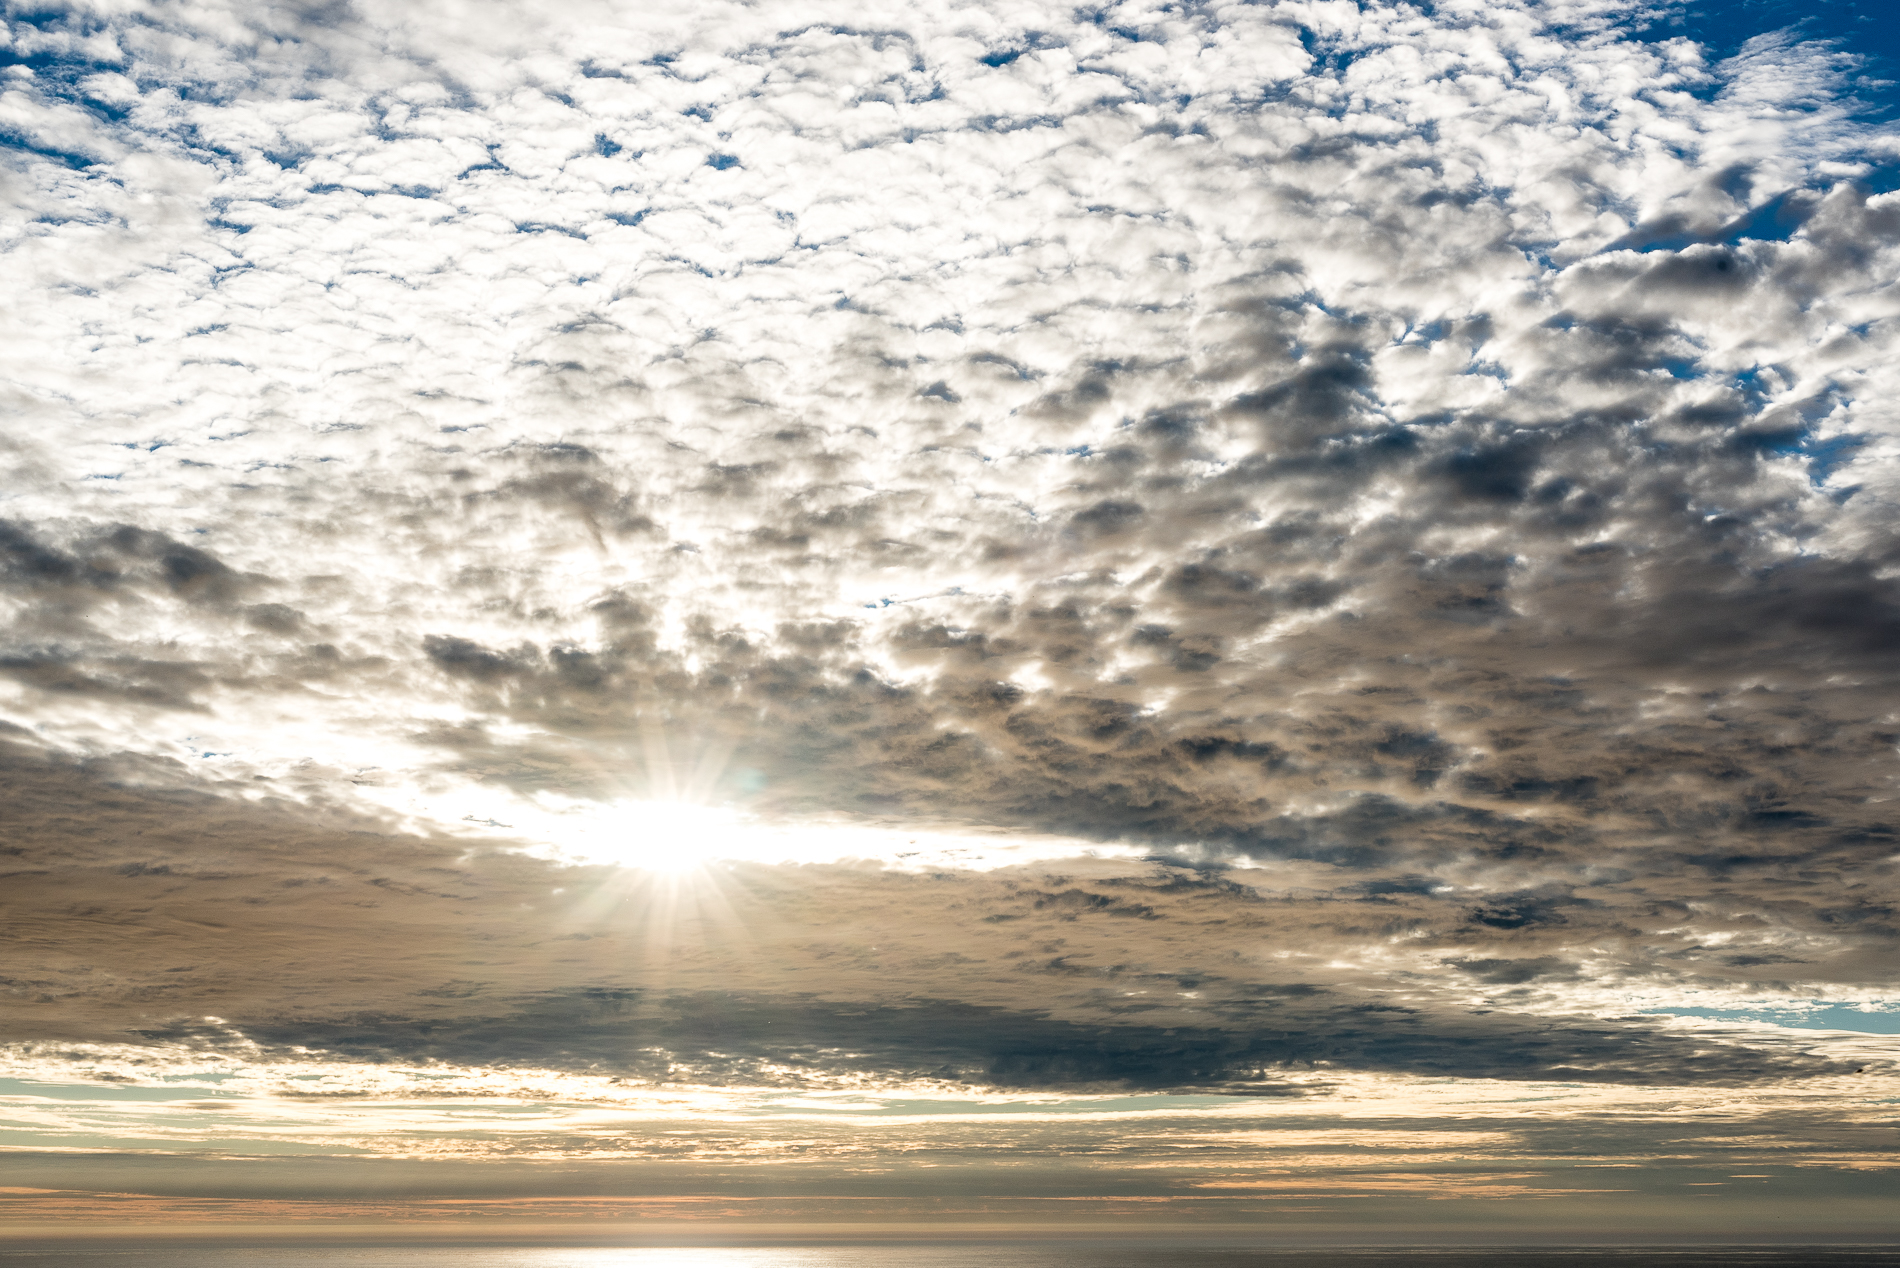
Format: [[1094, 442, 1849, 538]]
[[4, 1246, 1900, 1268]]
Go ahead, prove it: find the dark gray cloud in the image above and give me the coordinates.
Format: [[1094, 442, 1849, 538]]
[[142, 989, 1858, 1090]]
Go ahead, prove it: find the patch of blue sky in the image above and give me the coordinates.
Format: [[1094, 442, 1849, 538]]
[[1642, 1002, 1900, 1034], [1760, 431, 1867, 485], [1731, 365, 1776, 408], [0, 37, 123, 85], [1625, 197, 1819, 253], [1720, 192, 1818, 243], [1295, 27, 1359, 79], [1659, 0, 1900, 120], [0, 132, 105, 171]]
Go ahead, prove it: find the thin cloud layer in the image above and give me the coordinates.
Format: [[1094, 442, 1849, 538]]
[[2, 0, 1899, 1236]]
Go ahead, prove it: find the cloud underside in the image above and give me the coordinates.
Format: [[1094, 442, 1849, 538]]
[[0, 744, 1881, 1091], [1, 0, 1898, 1101]]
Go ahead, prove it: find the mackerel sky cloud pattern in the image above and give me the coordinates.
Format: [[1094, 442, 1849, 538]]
[[2, 0, 1899, 1240]]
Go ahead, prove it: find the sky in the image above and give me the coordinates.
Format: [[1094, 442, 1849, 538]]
[[1, 0, 1898, 1248]]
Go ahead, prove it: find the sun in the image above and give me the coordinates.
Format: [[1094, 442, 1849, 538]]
[[414, 781, 1140, 873], [510, 795, 755, 874]]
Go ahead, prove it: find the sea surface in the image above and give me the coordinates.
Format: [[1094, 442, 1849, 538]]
[[2, 1247, 1899, 1268]]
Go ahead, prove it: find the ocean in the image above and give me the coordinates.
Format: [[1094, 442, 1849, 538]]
[[1, 1247, 1898, 1267]]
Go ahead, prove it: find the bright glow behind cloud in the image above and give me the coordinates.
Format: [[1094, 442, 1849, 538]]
[[392, 785, 1153, 871]]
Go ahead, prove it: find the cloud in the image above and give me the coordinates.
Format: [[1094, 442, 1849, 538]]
[[0, 739, 1885, 1100], [2, 0, 1899, 1219]]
